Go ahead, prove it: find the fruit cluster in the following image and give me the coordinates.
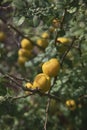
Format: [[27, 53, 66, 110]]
[[18, 32, 50, 66], [24, 58, 60, 94], [18, 38, 33, 66], [18, 19, 71, 95], [17, 20, 72, 66]]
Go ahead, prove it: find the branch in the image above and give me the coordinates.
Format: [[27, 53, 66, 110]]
[[4, 74, 23, 88], [0, 17, 33, 42], [2, 73, 61, 102], [0, 16, 44, 51], [6, 73, 30, 82], [10, 93, 34, 102], [0, 5, 12, 10], [78, 94, 87, 101]]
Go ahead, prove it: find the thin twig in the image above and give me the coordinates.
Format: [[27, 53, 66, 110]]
[[77, 38, 85, 67], [11, 93, 34, 102], [54, 29, 58, 47], [60, 8, 67, 29], [0, 5, 12, 10], [44, 98, 50, 130], [41, 93, 61, 102], [78, 42, 82, 57], [60, 36, 76, 66], [43, 76, 57, 130], [4, 93, 34, 103], [78, 94, 87, 102], [7, 73, 30, 82], [4, 74, 23, 88]]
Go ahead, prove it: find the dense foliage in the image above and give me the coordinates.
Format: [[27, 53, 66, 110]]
[[0, 0, 87, 130]]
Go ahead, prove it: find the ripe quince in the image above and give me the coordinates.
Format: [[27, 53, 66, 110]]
[[57, 37, 71, 44], [41, 32, 50, 39], [18, 48, 32, 58], [66, 99, 76, 111], [33, 73, 51, 93], [21, 38, 33, 50], [18, 56, 28, 66], [42, 58, 60, 77], [36, 38, 49, 49]]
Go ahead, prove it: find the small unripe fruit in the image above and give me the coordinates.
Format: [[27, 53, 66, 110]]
[[52, 19, 60, 28], [36, 38, 49, 49], [49, 26, 56, 33], [66, 99, 76, 111], [24, 82, 33, 95], [21, 38, 33, 50], [42, 58, 60, 77], [41, 32, 50, 39], [18, 48, 32, 58], [25, 82, 33, 89], [33, 73, 51, 93], [18, 56, 28, 66], [0, 31, 6, 42], [57, 37, 71, 44]]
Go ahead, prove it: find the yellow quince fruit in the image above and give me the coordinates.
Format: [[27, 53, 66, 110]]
[[42, 58, 60, 77], [36, 38, 49, 49], [18, 48, 32, 58], [66, 99, 76, 111], [57, 37, 72, 44], [41, 32, 50, 39], [33, 73, 51, 93], [17, 56, 28, 66], [24, 82, 33, 95], [21, 38, 33, 50]]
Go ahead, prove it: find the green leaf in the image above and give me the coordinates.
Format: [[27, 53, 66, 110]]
[[17, 16, 25, 26], [33, 15, 40, 27], [67, 7, 77, 13]]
